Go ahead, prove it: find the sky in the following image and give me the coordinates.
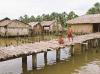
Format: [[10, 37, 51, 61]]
[[0, 0, 100, 19]]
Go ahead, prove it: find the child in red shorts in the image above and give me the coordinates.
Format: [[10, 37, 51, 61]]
[[67, 26, 73, 42]]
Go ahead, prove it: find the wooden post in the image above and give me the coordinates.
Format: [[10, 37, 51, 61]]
[[44, 51, 47, 66], [81, 40, 90, 51], [91, 39, 94, 48], [95, 38, 98, 47], [99, 38, 100, 46], [88, 39, 92, 48], [87, 40, 91, 49], [22, 56, 27, 73], [91, 38, 98, 48], [85, 41, 89, 50], [32, 53, 37, 69], [72, 43, 83, 54], [56, 48, 60, 62], [70, 45, 74, 56]]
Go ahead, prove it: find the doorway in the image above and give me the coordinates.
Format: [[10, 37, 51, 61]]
[[93, 23, 100, 32]]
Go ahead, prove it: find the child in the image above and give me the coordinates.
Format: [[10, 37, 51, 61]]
[[58, 35, 64, 44], [67, 26, 73, 42]]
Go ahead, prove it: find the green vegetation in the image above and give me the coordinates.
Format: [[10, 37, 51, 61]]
[[87, 2, 100, 14], [19, 2, 100, 28], [19, 11, 78, 28]]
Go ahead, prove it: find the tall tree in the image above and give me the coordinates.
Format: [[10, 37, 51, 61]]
[[67, 11, 78, 20], [24, 15, 30, 23], [87, 2, 100, 14], [29, 16, 36, 22], [58, 12, 67, 27], [42, 14, 51, 21], [19, 14, 30, 23], [36, 15, 43, 22]]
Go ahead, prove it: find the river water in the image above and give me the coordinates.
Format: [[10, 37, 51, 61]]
[[0, 47, 100, 74]]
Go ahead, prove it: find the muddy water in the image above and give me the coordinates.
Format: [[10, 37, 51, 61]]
[[0, 47, 100, 74], [0, 35, 59, 47]]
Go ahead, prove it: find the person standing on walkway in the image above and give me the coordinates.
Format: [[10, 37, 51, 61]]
[[67, 26, 73, 42]]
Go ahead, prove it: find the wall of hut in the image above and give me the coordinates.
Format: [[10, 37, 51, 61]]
[[0, 20, 30, 37], [6, 28, 29, 36], [70, 24, 93, 34], [33, 24, 43, 34], [48, 22, 62, 33], [0, 27, 6, 36]]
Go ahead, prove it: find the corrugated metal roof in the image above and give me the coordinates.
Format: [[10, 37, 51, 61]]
[[67, 14, 100, 24]]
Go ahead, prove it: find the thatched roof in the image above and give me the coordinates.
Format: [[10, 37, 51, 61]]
[[7, 19, 30, 28], [0, 18, 12, 27], [0, 18, 29, 28], [28, 20, 56, 27], [41, 20, 56, 26], [28, 22, 39, 28], [67, 14, 100, 24]]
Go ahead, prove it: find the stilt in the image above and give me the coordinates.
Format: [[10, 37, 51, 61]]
[[94, 38, 98, 47], [32, 53, 37, 69], [44, 51, 47, 66], [22, 56, 27, 73], [56, 48, 60, 62], [87, 40, 91, 49], [89, 39, 92, 48], [91, 39, 94, 48], [99, 38, 100, 46], [70, 45, 74, 56], [91, 39, 98, 48], [72, 43, 82, 54], [81, 42, 88, 51], [85, 41, 89, 50]]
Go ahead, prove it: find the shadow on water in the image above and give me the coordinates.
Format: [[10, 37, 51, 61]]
[[0, 47, 100, 74]]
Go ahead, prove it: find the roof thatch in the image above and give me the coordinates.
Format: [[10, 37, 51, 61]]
[[41, 20, 56, 26], [28, 20, 56, 27], [67, 14, 100, 24], [0, 18, 29, 28], [0, 18, 12, 27], [28, 22, 39, 28]]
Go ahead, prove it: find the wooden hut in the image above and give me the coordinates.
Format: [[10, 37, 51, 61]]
[[0, 18, 30, 36], [41, 20, 62, 32], [67, 14, 100, 34], [29, 22, 43, 34]]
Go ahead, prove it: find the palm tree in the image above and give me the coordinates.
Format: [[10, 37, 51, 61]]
[[87, 2, 100, 14]]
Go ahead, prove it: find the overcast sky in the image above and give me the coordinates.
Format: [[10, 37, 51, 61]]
[[0, 0, 100, 19]]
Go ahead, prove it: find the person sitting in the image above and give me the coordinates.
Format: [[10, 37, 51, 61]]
[[58, 35, 64, 44]]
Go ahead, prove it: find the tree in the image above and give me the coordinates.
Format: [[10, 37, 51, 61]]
[[58, 12, 67, 27], [19, 16, 24, 21], [19, 14, 30, 23], [29, 16, 36, 22], [36, 15, 43, 22], [67, 11, 78, 20], [42, 14, 51, 21], [87, 2, 100, 14]]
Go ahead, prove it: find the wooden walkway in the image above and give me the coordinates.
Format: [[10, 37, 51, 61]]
[[0, 32, 100, 61]]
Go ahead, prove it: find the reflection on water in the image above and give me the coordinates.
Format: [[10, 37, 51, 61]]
[[0, 35, 59, 47], [37, 53, 45, 69], [73, 61, 100, 74], [0, 58, 22, 74], [60, 47, 71, 60], [27, 55, 32, 71], [47, 50, 56, 65], [0, 47, 100, 74]]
